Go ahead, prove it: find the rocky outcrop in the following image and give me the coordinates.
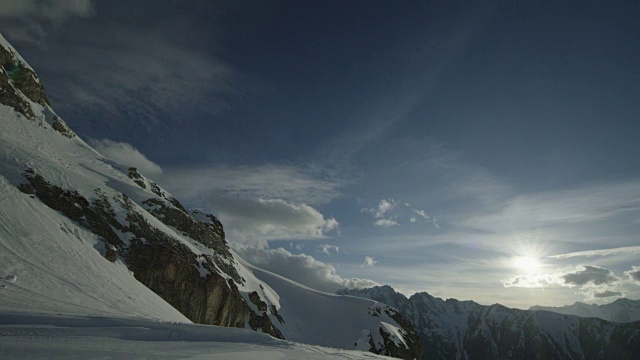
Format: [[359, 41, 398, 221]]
[[51, 115, 76, 138], [16, 170, 283, 336], [127, 237, 249, 327], [0, 44, 50, 106], [0, 56, 36, 119]]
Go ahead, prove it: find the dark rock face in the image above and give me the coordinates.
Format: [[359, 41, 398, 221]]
[[18, 169, 285, 338], [0, 45, 49, 106], [363, 305, 423, 360], [127, 237, 249, 328], [51, 115, 76, 138], [0, 57, 36, 119]]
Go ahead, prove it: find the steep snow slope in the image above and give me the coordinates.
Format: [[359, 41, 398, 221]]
[[0, 312, 392, 360], [0, 33, 421, 358], [530, 298, 640, 322], [0, 175, 188, 322]]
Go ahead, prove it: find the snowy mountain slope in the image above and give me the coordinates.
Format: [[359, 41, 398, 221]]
[[0, 175, 188, 322], [340, 286, 640, 360], [530, 298, 640, 322], [242, 261, 421, 358], [0, 34, 421, 358], [0, 311, 393, 360]]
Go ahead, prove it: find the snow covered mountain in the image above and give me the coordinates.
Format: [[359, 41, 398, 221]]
[[339, 286, 640, 360], [0, 34, 420, 359], [530, 298, 640, 323]]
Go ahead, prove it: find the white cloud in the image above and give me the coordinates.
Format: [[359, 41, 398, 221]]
[[374, 218, 399, 227], [363, 198, 436, 227], [90, 139, 162, 176], [160, 163, 344, 245], [625, 266, 640, 284], [361, 256, 378, 267], [205, 196, 339, 244], [233, 245, 378, 293], [502, 272, 559, 288], [318, 244, 339, 255]]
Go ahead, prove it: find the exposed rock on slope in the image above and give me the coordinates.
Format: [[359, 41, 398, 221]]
[[340, 286, 640, 360]]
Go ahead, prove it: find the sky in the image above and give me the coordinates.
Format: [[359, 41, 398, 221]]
[[1, 0, 640, 309]]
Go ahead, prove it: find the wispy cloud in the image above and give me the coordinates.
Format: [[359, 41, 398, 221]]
[[0, 0, 96, 44], [549, 246, 640, 259], [164, 163, 345, 205], [90, 139, 162, 176], [233, 244, 378, 292], [43, 27, 233, 127]]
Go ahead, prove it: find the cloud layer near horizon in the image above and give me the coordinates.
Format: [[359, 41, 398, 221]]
[[233, 244, 378, 293]]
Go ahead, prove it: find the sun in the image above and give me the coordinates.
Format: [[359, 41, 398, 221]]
[[513, 256, 542, 272]]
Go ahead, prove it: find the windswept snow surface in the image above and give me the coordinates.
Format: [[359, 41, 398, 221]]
[[0, 312, 390, 360]]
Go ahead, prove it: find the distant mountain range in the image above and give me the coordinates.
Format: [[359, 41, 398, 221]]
[[339, 286, 640, 359], [530, 298, 640, 322]]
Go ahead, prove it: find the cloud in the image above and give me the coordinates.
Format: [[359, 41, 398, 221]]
[[90, 139, 162, 176], [233, 245, 378, 293], [44, 27, 233, 126], [161, 163, 344, 245], [0, 0, 95, 44], [362, 198, 436, 227], [164, 164, 345, 206], [204, 196, 338, 244], [550, 246, 640, 259], [625, 266, 640, 283], [0, 0, 95, 21], [318, 244, 339, 256], [374, 219, 399, 227], [593, 290, 622, 298], [361, 256, 378, 267], [562, 265, 619, 286], [503, 274, 555, 288], [503, 265, 621, 290]]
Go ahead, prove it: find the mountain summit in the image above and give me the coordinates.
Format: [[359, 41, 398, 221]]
[[0, 34, 420, 359]]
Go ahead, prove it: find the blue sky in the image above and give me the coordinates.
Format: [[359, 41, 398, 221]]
[[2, 0, 640, 308]]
